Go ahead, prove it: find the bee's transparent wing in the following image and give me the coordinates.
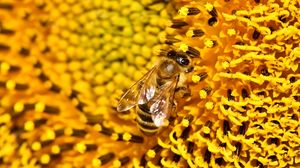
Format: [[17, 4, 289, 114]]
[[149, 76, 178, 127], [117, 65, 158, 112]]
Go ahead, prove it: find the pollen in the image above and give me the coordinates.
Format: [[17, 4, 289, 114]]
[[24, 121, 35, 131], [122, 132, 132, 141], [227, 29, 236, 36], [192, 74, 201, 83], [40, 154, 50, 164], [205, 101, 214, 110], [146, 149, 156, 158], [204, 40, 214, 48]]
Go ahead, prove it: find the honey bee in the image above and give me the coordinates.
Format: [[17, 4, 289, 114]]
[[117, 50, 192, 135]]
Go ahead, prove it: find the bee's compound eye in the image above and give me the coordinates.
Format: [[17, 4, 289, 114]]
[[179, 57, 190, 66], [167, 50, 177, 58]]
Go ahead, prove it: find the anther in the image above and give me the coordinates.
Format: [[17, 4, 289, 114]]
[[204, 148, 211, 163], [15, 83, 29, 90], [72, 129, 87, 137], [0, 44, 10, 51], [235, 142, 242, 156], [172, 154, 181, 162], [187, 141, 195, 154], [139, 154, 146, 167], [100, 126, 114, 136], [59, 143, 74, 151], [192, 29, 204, 37], [239, 122, 247, 135], [98, 152, 115, 165], [19, 48, 30, 56], [180, 126, 191, 139], [241, 89, 249, 99], [252, 30, 261, 40], [38, 72, 49, 82], [0, 28, 15, 35], [129, 134, 144, 143], [261, 68, 270, 76], [227, 89, 235, 101], [44, 105, 60, 115], [186, 46, 200, 57], [0, 3, 13, 10], [185, 7, 201, 15], [49, 83, 61, 93], [119, 156, 130, 166], [86, 144, 98, 151], [34, 118, 47, 127], [223, 120, 230, 135], [208, 17, 217, 26], [164, 35, 181, 45], [215, 158, 224, 165], [171, 20, 188, 29]]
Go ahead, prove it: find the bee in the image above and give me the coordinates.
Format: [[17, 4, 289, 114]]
[[117, 50, 192, 135]]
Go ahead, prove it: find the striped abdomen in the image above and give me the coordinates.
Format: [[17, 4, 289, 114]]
[[136, 104, 158, 135]]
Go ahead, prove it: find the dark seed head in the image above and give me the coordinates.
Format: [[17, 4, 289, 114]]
[[171, 20, 188, 29], [261, 68, 270, 76], [192, 29, 204, 37], [208, 17, 217, 26], [204, 149, 211, 163], [252, 30, 260, 40]]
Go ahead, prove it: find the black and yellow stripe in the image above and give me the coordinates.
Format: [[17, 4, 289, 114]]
[[136, 104, 159, 135]]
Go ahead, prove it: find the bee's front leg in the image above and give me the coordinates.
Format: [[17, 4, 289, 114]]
[[175, 86, 191, 98]]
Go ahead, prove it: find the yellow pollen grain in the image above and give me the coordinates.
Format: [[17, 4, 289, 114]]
[[186, 30, 195, 38], [203, 126, 211, 134], [75, 143, 86, 154], [6, 80, 16, 90], [179, 7, 189, 16], [122, 132, 132, 141], [35, 102, 45, 112], [113, 160, 121, 167], [204, 40, 214, 48], [31, 141, 41, 151], [0, 62, 10, 74], [192, 74, 201, 83], [204, 3, 214, 11], [180, 43, 189, 52], [51, 145, 60, 154], [24, 121, 35, 131], [44, 129, 56, 140], [147, 149, 156, 158], [0, 113, 11, 123], [227, 29, 236, 36], [93, 124, 102, 131], [222, 61, 230, 69], [64, 127, 73, 136], [205, 101, 214, 110], [13, 102, 24, 113], [40, 154, 50, 164], [111, 133, 119, 141], [182, 119, 190, 127], [199, 89, 208, 99], [92, 158, 101, 167]]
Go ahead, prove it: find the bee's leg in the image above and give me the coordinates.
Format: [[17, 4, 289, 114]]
[[175, 86, 191, 98]]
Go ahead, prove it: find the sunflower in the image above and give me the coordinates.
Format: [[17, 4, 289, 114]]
[[0, 0, 300, 167]]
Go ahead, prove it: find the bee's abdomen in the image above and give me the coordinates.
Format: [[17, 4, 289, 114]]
[[137, 104, 158, 135]]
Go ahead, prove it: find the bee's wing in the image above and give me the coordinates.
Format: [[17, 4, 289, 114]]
[[149, 76, 178, 127], [117, 65, 159, 112]]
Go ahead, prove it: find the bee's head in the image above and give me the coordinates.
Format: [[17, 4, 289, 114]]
[[166, 50, 193, 73], [167, 50, 190, 67]]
